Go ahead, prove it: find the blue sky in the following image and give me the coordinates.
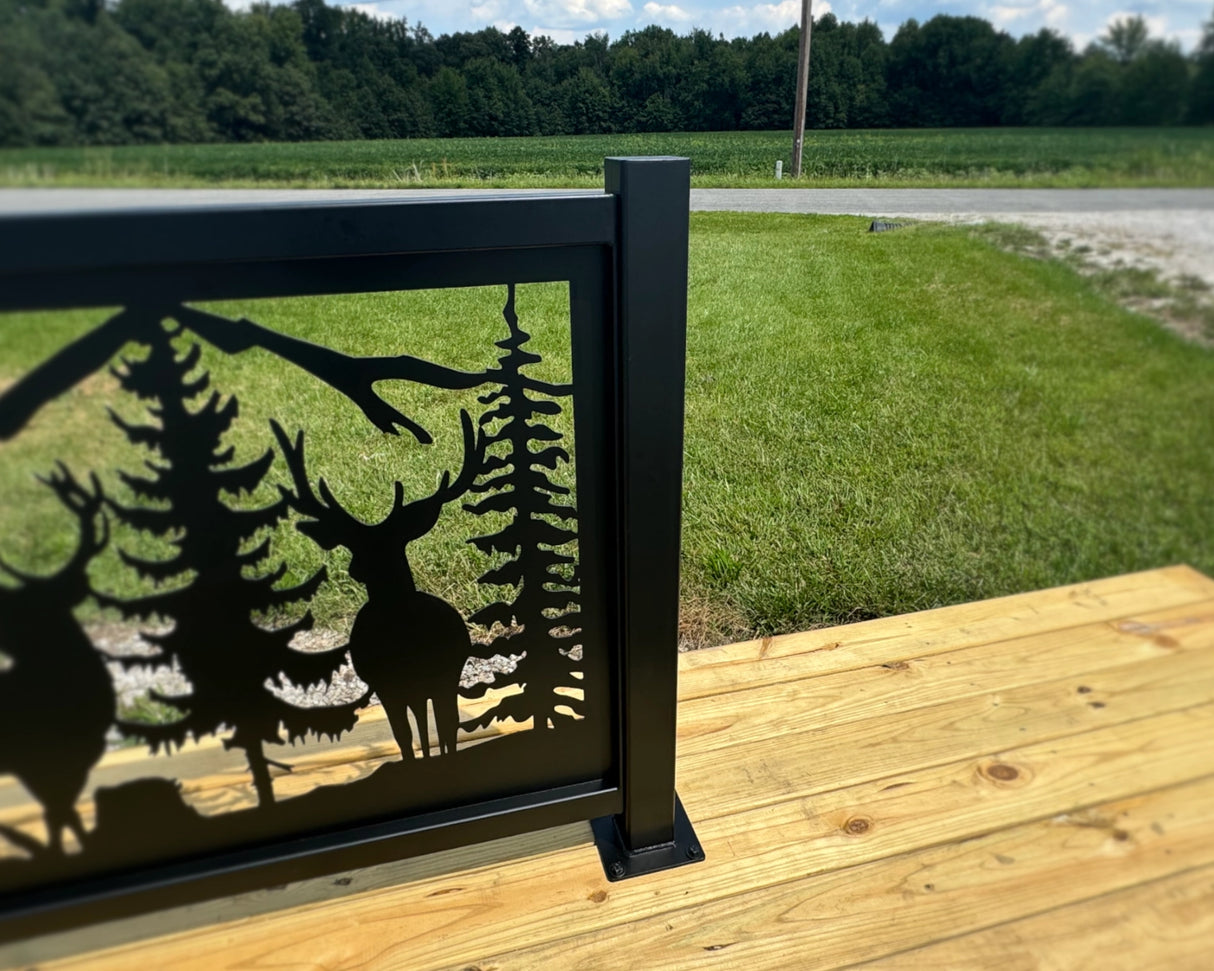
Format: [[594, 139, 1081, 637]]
[[320, 0, 1212, 50]]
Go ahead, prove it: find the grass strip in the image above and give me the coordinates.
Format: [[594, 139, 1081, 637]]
[[3, 128, 1214, 189], [0, 215, 1210, 646]]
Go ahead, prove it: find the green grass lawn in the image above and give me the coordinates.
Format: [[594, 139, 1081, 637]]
[[3, 128, 1212, 189], [1, 214, 1211, 646]]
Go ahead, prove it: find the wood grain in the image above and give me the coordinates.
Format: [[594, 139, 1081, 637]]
[[6, 566, 1214, 971], [30, 701, 1214, 971], [470, 776, 1214, 971], [682, 645, 1214, 820], [6, 627, 1209, 843], [853, 863, 1214, 971], [678, 565, 1214, 697], [678, 598, 1214, 756]]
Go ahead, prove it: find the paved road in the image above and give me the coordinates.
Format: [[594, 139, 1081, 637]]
[[3, 186, 1210, 289], [1, 187, 1211, 216], [690, 187, 1214, 215]]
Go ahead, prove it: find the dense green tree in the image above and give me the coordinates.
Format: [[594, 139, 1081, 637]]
[[609, 26, 684, 130], [1065, 50, 1123, 125], [463, 58, 536, 137], [37, 9, 177, 144], [673, 29, 745, 131], [838, 20, 890, 129], [0, 10, 73, 146], [1099, 15, 1150, 64], [557, 68, 615, 135], [1005, 29, 1074, 125], [1191, 8, 1214, 123], [1123, 41, 1189, 125], [805, 14, 850, 128], [887, 15, 1015, 127], [428, 66, 471, 137], [1, 0, 1210, 148], [737, 31, 797, 130]]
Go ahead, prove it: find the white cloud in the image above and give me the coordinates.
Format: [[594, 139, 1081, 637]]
[[228, 0, 1208, 50], [522, 0, 633, 26], [717, 0, 831, 35], [471, 1, 509, 20], [643, 1, 694, 21], [1172, 26, 1203, 48], [529, 25, 585, 41], [988, 0, 1068, 29], [348, 1, 396, 20], [974, 0, 1205, 51]]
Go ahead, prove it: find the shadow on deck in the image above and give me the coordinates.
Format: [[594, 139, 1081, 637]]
[[6, 564, 1214, 970]]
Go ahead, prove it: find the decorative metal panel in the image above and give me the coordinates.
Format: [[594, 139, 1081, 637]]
[[0, 283, 606, 898]]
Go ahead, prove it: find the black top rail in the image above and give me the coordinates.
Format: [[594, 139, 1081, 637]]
[[0, 157, 698, 941]]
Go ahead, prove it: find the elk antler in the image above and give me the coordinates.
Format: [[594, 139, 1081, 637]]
[[0, 464, 108, 591], [434, 410, 484, 505], [42, 463, 108, 575], [384, 410, 484, 540], [270, 421, 362, 550]]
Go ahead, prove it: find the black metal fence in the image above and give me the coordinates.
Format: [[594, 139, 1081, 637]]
[[0, 157, 698, 941]]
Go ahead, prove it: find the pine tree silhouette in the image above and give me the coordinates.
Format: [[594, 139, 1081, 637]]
[[462, 286, 582, 731], [104, 322, 364, 808]]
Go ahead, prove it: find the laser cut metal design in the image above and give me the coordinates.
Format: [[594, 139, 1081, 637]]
[[0, 287, 587, 883], [0, 158, 698, 942], [271, 411, 482, 762], [0, 466, 112, 858]]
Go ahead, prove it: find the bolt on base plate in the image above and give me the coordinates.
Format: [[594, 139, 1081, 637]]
[[591, 794, 703, 881]]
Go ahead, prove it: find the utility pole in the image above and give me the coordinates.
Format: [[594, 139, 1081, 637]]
[[791, 0, 812, 178]]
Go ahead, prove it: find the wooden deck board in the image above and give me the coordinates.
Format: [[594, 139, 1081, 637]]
[[7, 566, 1214, 970], [478, 777, 1214, 970], [853, 864, 1214, 971]]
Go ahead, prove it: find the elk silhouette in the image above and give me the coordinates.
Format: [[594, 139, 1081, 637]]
[[0, 465, 114, 854], [272, 413, 482, 761]]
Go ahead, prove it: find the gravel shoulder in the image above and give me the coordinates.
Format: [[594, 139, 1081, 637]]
[[910, 209, 1214, 292]]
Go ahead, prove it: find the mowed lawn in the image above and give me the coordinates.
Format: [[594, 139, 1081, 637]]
[[3, 128, 1213, 188], [683, 215, 1214, 640], [0, 214, 1211, 645]]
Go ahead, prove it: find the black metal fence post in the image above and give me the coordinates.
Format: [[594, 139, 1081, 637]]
[[592, 156, 703, 880]]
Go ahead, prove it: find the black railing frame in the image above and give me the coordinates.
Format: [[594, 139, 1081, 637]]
[[0, 157, 699, 941]]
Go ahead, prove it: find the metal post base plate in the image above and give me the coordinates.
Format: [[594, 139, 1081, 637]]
[[591, 794, 704, 881]]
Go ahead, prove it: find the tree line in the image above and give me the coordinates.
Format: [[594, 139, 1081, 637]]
[[2, 0, 1213, 147]]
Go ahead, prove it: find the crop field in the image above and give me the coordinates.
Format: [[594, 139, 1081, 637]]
[[2, 214, 1212, 648], [2, 128, 1212, 188]]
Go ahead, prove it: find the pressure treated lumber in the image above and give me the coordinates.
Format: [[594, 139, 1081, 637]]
[[6, 592, 1209, 834], [43, 703, 1214, 971], [678, 597, 1214, 755], [854, 863, 1214, 971], [678, 564, 1214, 697], [473, 776, 1214, 970], [2, 568, 1205, 820], [6, 619, 1209, 847], [8, 566, 1214, 971], [681, 645, 1214, 819]]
